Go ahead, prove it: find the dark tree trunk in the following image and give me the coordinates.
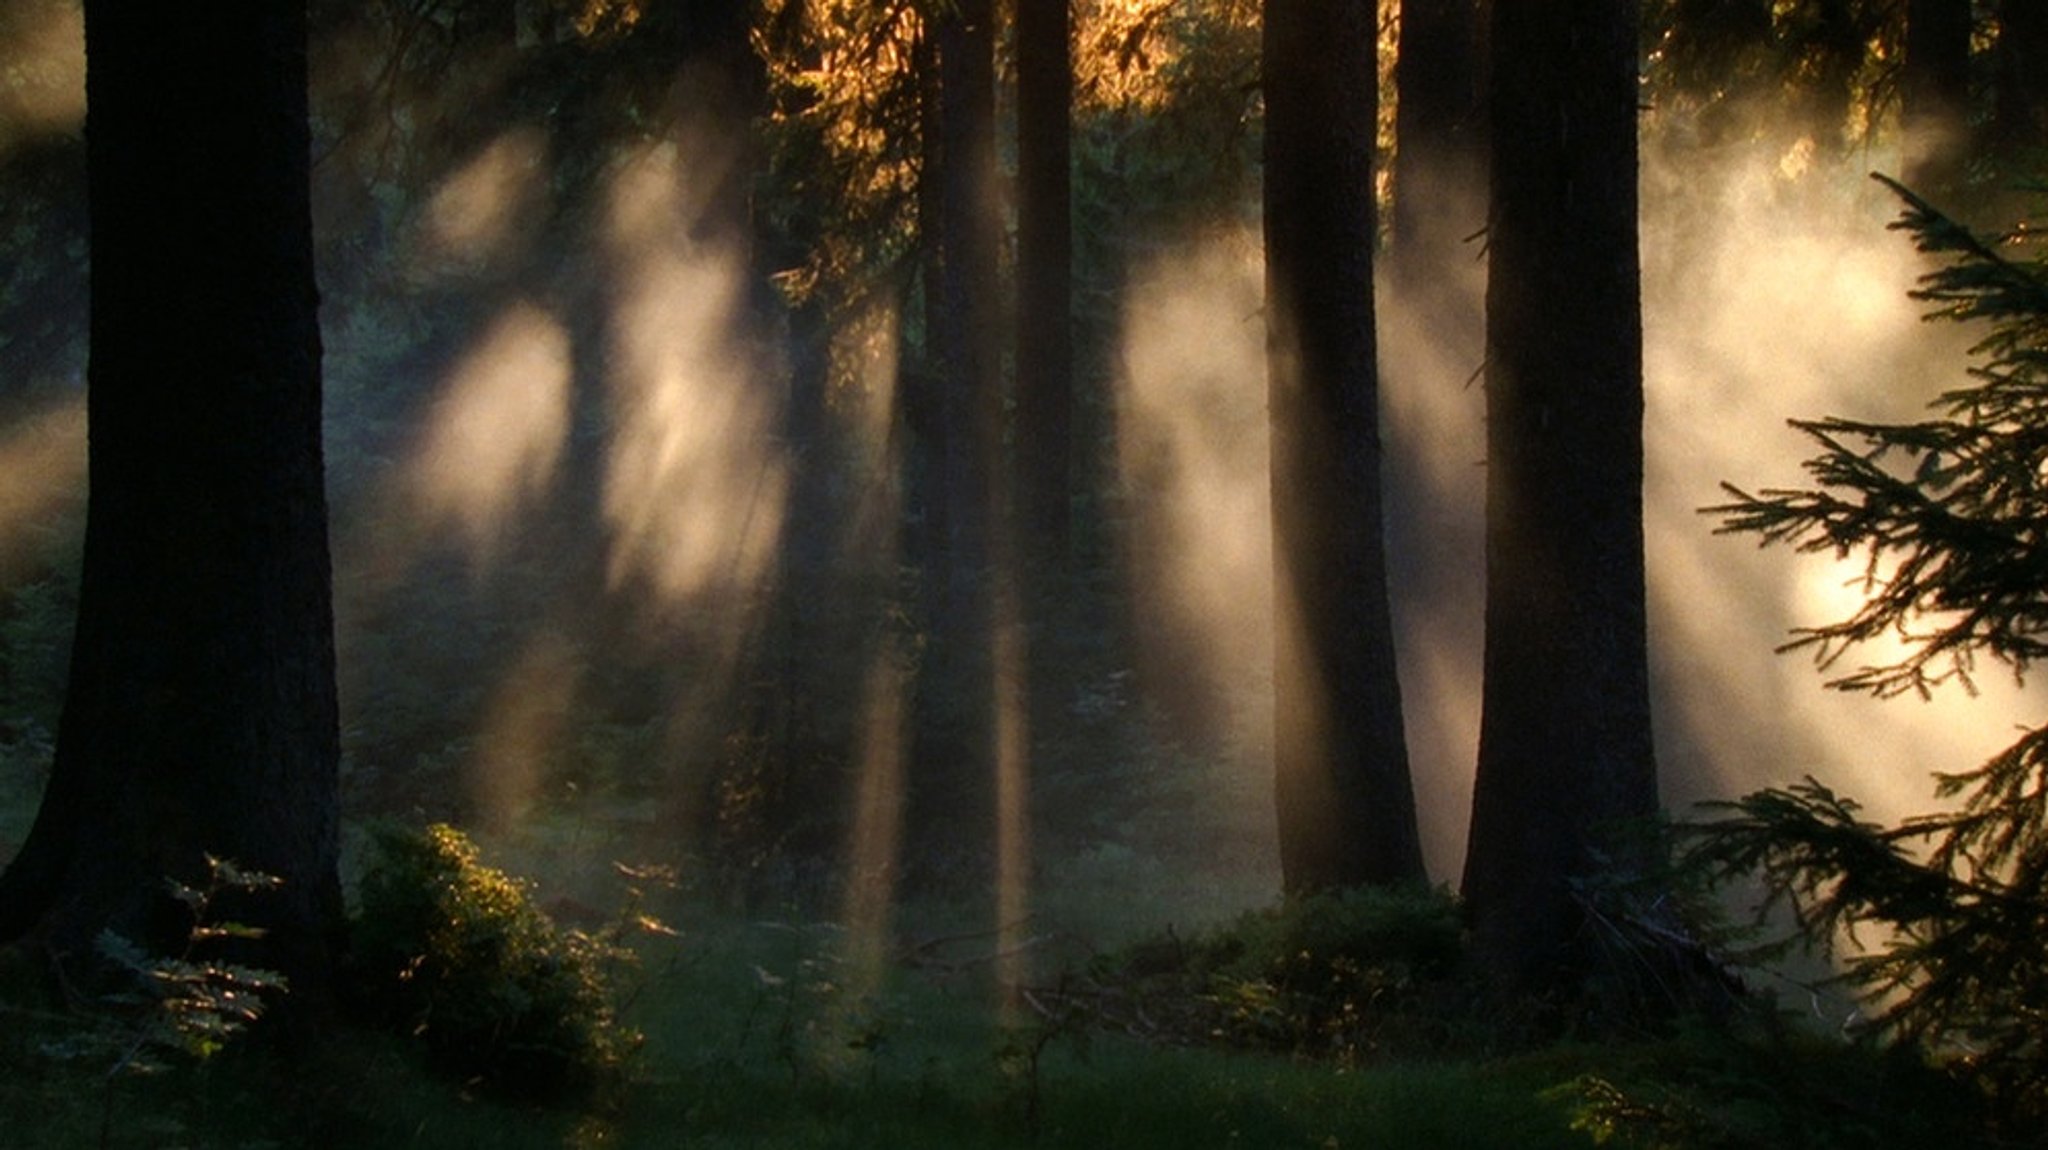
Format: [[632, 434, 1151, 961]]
[[0, 1, 342, 1005], [1901, 0, 1973, 197], [907, 0, 1004, 880], [1461, 0, 1656, 995], [934, 0, 1001, 603], [1264, 0, 1425, 893], [1992, 0, 2048, 161], [1015, 0, 1075, 570], [1390, 0, 1487, 280]]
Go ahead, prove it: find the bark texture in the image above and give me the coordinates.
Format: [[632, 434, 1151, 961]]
[[1016, 0, 1075, 568], [1461, 0, 1657, 994], [1264, 0, 1425, 893], [0, 1, 342, 1003]]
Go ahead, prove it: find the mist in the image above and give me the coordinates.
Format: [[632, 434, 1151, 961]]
[[0, 2, 2033, 931], [1116, 139, 2027, 884]]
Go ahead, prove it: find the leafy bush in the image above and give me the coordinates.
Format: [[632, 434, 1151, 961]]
[[348, 823, 640, 1102]]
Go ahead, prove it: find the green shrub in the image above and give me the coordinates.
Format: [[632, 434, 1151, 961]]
[[348, 822, 639, 1102], [1077, 884, 1471, 1062]]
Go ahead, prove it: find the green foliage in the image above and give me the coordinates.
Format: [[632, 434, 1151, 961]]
[[7, 857, 293, 1148], [1063, 885, 1472, 1062], [102, 860, 290, 1067], [1643, 0, 1893, 152], [1546, 1031, 1982, 1150], [348, 822, 641, 1103], [1699, 176, 2048, 1127], [48, 857, 293, 1078]]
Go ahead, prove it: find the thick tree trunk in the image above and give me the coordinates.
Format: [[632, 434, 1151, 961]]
[[0, 2, 341, 1005], [1461, 0, 1656, 995], [1264, 0, 1425, 893]]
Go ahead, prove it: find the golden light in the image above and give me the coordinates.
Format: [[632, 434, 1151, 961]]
[[599, 141, 787, 624], [467, 627, 585, 831], [420, 127, 549, 268], [390, 300, 574, 572], [1113, 227, 1280, 883], [1638, 146, 2009, 828], [0, 0, 84, 157], [0, 396, 86, 580]]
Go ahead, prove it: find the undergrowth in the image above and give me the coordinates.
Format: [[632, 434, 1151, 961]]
[[347, 821, 644, 1105]]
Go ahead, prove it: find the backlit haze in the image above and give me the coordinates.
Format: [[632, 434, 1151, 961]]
[[0, 0, 2032, 948]]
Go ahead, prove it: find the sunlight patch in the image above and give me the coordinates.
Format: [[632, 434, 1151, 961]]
[[467, 627, 585, 831], [599, 135, 787, 619], [0, 0, 84, 156], [0, 397, 85, 580], [402, 300, 573, 568], [421, 127, 549, 269], [1116, 230, 1272, 745]]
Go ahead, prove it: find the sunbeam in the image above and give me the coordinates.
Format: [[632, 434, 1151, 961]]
[[842, 643, 908, 979], [384, 300, 573, 574], [1115, 230, 1273, 751], [992, 572, 1032, 1002], [0, 0, 84, 158], [1114, 228, 1281, 887], [599, 143, 787, 625], [419, 127, 549, 269], [0, 397, 84, 584], [468, 626, 586, 831]]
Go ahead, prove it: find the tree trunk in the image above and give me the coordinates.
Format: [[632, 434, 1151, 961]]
[[1992, 0, 2048, 163], [1015, 0, 1075, 571], [0, 1, 342, 1006], [1901, 0, 1973, 197], [1461, 0, 1656, 995], [1264, 0, 1426, 893], [1390, 0, 1487, 281], [907, 0, 1004, 882]]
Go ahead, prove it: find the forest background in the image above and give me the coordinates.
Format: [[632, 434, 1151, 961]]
[[0, 0, 2044, 1146]]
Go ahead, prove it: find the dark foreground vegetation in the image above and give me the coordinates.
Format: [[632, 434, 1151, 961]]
[[6, 0, 2048, 1146], [0, 819, 2003, 1149]]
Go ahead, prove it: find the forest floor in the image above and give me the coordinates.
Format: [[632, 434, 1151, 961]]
[[0, 869, 2010, 1150]]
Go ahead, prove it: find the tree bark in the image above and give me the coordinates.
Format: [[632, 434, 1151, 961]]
[[1461, 0, 1656, 995], [1992, 0, 2048, 162], [1264, 0, 1425, 893], [0, 1, 342, 1005], [907, 0, 1004, 880], [1901, 0, 1973, 197], [1015, 0, 1075, 570], [1390, 0, 1487, 281]]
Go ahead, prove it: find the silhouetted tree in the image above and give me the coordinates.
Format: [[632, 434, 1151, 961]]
[[908, 0, 1005, 878], [1264, 0, 1425, 893], [1390, 0, 1486, 281], [1016, 0, 1075, 572], [1992, 0, 2048, 161], [1901, 0, 1972, 196], [0, 0, 343, 1005], [1461, 0, 1657, 995], [1701, 178, 2048, 1127]]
